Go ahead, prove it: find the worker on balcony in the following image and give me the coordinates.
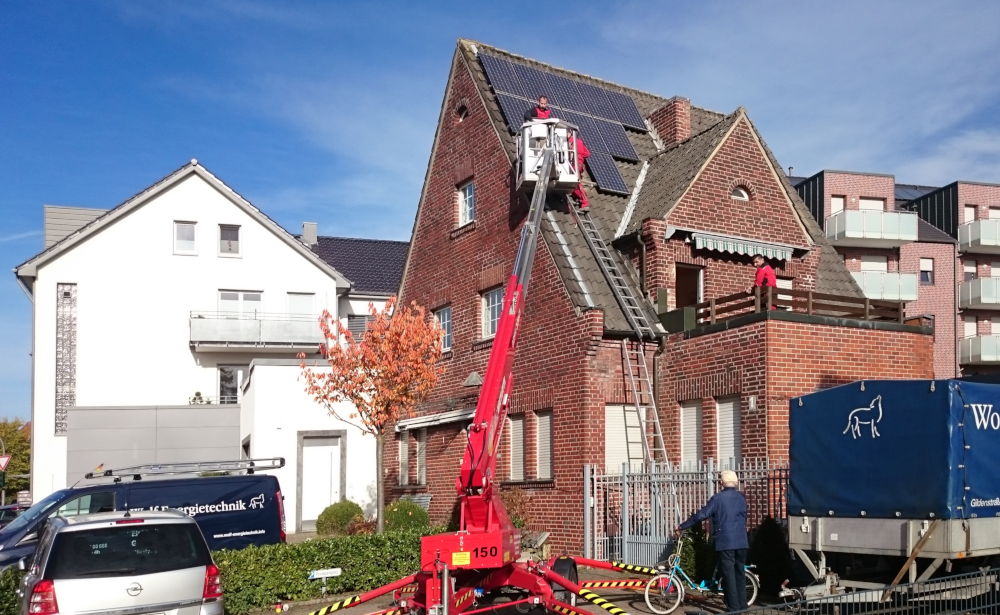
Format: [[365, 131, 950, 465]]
[[750, 253, 777, 309], [523, 95, 552, 121], [675, 469, 749, 613], [569, 132, 590, 209]]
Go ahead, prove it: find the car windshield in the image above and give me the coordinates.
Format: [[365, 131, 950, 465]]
[[46, 523, 211, 579], [0, 490, 71, 537]]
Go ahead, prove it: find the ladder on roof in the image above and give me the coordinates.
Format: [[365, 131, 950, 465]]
[[84, 457, 285, 481], [572, 206, 666, 468]]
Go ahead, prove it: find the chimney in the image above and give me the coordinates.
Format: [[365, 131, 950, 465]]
[[649, 97, 691, 147], [302, 222, 318, 247]]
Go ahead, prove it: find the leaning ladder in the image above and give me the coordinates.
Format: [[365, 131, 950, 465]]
[[572, 208, 666, 468]]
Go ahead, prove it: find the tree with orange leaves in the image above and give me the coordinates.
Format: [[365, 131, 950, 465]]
[[300, 297, 442, 532]]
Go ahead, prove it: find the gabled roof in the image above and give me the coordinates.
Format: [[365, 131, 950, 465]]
[[14, 161, 351, 291], [310, 236, 409, 296]]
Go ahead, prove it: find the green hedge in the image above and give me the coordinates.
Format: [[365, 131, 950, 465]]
[[215, 527, 441, 614], [1, 566, 25, 615]]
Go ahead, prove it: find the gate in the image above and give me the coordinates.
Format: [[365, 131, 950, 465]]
[[583, 459, 788, 566]]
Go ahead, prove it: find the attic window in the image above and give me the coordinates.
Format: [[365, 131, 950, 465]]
[[731, 186, 750, 201], [455, 104, 469, 123]]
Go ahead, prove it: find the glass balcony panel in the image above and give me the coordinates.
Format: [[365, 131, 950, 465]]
[[959, 220, 1000, 254], [190, 311, 324, 350], [850, 272, 918, 301], [961, 335, 1000, 364], [959, 277, 1000, 309], [826, 210, 917, 247]]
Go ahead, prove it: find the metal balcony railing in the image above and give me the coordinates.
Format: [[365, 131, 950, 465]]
[[825, 209, 918, 247], [851, 271, 918, 301], [960, 277, 1000, 309], [189, 311, 323, 350], [959, 219, 1000, 254]]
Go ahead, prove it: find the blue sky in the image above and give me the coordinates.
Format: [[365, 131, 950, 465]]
[[2, 1, 999, 421]]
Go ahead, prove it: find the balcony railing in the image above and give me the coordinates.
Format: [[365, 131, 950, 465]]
[[825, 210, 918, 247], [959, 219, 1000, 254], [850, 271, 918, 301], [960, 335, 1000, 364], [189, 311, 322, 351], [960, 277, 1000, 309]]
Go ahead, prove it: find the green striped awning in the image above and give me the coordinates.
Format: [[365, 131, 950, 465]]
[[691, 232, 795, 261]]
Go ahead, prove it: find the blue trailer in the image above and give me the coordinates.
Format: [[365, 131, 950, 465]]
[[787, 379, 1000, 590]]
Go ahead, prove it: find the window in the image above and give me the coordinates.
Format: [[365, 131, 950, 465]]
[[508, 415, 525, 481], [287, 292, 315, 316], [964, 260, 978, 282], [219, 365, 248, 404], [219, 290, 262, 316], [680, 400, 703, 469], [535, 410, 552, 480], [604, 405, 640, 473], [174, 221, 196, 254], [730, 186, 749, 201], [482, 287, 503, 338], [219, 224, 241, 255], [458, 181, 476, 226], [415, 428, 427, 485], [716, 396, 741, 468], [990, 207, 1000, 220], [347, 314, 374, 340], [992, 316, 1000, 335], [56, 492, 114, 517], [398, 432, 409, 486], [965, 205, 978, 223], [860, 255, 888, 273], [434, 306, 453, 351], [830, 195, 845, 216], [919, 258, 935, 285], [992, 262, 1000, 278], [859, 198, 885, 211], [965, 315, 978, 338]]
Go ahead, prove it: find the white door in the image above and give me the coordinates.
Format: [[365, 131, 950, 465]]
[[301, 437, 341, 529]]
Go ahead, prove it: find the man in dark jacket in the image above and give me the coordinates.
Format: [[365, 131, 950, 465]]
[[523, 95, 552, 121], [676, 469, 749, 612]]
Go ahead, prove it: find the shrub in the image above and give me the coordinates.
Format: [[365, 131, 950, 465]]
[[316, 500, 364, 536], [385, 499, 429, 531], [499, 487, 531, 529], [0, 566, 25, 615]]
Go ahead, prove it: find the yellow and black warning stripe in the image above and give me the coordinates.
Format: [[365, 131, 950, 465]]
[[550, 603, 587, 615], [309, 595, 362, 615], [576, 588, 630, 615], [609, 562, 658, 576], [399, 584, 418, 594], [580, 580, 646, 589]]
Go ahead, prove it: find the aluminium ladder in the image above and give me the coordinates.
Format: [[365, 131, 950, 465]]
[[572, 207, 667, 468]]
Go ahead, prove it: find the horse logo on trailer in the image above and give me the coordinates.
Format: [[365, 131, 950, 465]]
[[842, 395, 883, 439]]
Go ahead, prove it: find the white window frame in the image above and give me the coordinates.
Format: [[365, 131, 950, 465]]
[[219, 224, 241, 256], [860, 255, 888, 273], [174, 221, 197, 255], [535, 410, 553, 480], [482, 287, 503, 339], [731, 186, 749, 201], [965, 205, 978, 224], [218, 290, 262, 317], [508, 415, 525, 481], [415, 428, 427, 485], [990, 207, 1000, 220], [398, 432, 410, 486], [965, 260, 978, 282], [919, 258, 934, 285], [859, 197, 885, 211], [218, 364, 248, 404], [830, 195, 845, 216], [434, 306, 453, 351], [680, 400, 703, 469], [458, 181, 476, 226], [287, 292, 315, 316], [715, 396, 741, 469], [991, 262, 1000, 279], [964, 315, 978, 338]]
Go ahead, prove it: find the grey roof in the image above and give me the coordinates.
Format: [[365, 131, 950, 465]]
[[916, 218, 957, 244], [310, 236, 409, 296]]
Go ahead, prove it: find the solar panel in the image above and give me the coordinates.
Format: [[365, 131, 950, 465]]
[[586, 152, 629, 194], [479, 54, 525, 98], [511, 63, 548, 104], [557, 109, 607, 154], [593, 118, 638, 161], [605, 90, 647, 130], [496, 94, 532, 133], [545, 73, 588, 112], [575, 81, 618, 122]]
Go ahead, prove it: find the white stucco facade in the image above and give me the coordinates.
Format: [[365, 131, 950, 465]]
[[16, 164, 385, 530]]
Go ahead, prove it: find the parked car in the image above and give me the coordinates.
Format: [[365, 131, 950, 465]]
[[17, 510, 223, 615], [0, 471, 285, 569], [0, 503, 27, 529]]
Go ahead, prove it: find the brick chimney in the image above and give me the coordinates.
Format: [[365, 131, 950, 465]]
[[649, 97, 691, 147], [301, 222, 318, 247]]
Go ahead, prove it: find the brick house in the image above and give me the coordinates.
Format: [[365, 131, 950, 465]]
[[394, 40, 934, 552]]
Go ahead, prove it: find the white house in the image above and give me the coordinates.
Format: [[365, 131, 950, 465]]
[[14, 160, 407, 532]]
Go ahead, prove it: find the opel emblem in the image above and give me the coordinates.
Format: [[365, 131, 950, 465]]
[[126, 582, 143, 596]]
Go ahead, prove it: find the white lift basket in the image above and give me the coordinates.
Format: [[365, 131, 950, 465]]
[[516, 118, 580, 191]]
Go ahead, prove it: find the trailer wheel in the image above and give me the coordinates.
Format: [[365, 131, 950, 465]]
[[550, 556, 578, 606]]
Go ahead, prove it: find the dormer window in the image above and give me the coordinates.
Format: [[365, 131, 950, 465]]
[[731, 186, 750, 201]]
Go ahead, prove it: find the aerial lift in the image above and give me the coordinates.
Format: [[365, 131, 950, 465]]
[[307, 119, 647, 615]]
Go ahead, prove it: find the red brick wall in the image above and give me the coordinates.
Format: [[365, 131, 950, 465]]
[[649, 98, 690, 147], [823, 172, 896, 216], [900, 241, 958, 378], [957, 184, 1000, 219]]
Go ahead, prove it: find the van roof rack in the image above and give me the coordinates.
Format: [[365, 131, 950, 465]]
[[83, 457, 285, 482]]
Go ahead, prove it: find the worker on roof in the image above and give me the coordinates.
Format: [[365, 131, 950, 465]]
[[569, 132, 590, 209], [523, 95, 552, 121]]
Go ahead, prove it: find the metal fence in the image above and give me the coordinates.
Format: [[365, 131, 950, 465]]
[[741, 567, 1000, 614], [583, 459, 788, 567]]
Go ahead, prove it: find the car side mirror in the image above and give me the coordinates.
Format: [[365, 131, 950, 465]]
[[17, 556, 27, 571], [17, 532, 37, 545]]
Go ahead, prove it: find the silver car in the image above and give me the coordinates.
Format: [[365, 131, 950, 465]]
[[18, 510, 223, 615]]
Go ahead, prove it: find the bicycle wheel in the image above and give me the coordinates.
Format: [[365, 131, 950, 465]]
[[744, 571, 759, 606], [644, 572, 684, 615]]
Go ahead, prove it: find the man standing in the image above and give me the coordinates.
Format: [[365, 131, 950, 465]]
[[523, 95, 552, 121], [675, 470, 749, 612], [751, 254, 777, 290]]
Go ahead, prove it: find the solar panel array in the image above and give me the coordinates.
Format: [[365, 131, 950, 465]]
[[479, 52, 646, 195]]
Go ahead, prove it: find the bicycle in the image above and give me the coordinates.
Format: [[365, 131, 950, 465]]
[[643, 533, 759, 614]]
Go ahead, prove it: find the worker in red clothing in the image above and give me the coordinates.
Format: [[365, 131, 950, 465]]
[[750, 254, 778, 309], [523, 95, 552, 121], [569, 132, 591, 209]]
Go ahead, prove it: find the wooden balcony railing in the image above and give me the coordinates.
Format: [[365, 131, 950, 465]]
[[692, 287, 905, 326]]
